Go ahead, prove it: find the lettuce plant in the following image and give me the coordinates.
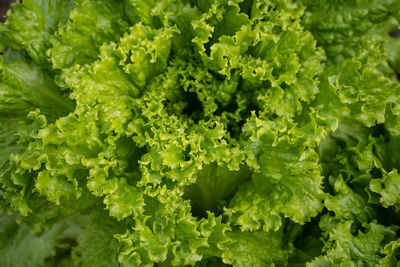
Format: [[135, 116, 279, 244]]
[[1, 0, 400, 266]]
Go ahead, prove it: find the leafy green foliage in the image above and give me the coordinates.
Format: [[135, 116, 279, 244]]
[[0, 0, 400, 266]]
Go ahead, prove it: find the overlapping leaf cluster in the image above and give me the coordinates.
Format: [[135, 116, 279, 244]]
[[1, 0, 400, 266]]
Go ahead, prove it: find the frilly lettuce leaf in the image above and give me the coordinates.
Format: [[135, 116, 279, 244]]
[[325, 175, 375, 223], [379, 239, 400, 266], [0, 0, 74, 65], [370, 169, 400, 209], [191, 0, 325, 119], [0, 0, 400, 266], [308, 220, 398, 266], [225, 113, 326, 231], [48, 0, 130, 69], [0, 50, 73, 204], [305, 0, 400, 135]]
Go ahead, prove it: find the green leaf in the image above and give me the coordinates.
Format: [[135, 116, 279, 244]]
[[72, 210, 125, 267], [0, 50, 73, 116], [0, 0, 74, 64], [370, 169, 400, 209], [307, 221, 397, 266], [48, 0, 129, 69], [222, 229, 293, 267], [379, 239, 400, 267], [325, 175, 375, 223], [227, 115, 325, 231], [0, 213, 66, 267]]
